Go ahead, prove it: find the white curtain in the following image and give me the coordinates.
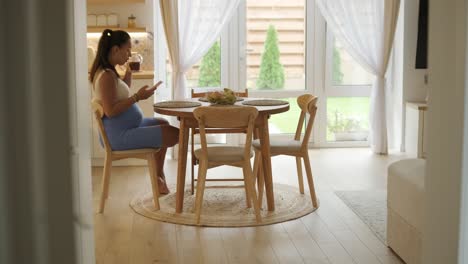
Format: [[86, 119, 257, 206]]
[[316, 0, 400, 154], [160, 0, 240, 100]]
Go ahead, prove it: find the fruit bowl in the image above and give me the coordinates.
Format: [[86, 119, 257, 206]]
[[207, 88, 237, 105]]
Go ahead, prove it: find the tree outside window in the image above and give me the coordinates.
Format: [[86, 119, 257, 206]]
[[256, 25, 285, 90], [198, 41, 221, 88]]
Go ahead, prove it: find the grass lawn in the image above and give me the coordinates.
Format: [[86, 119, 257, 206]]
[[326, 97, 370, 140], [269, 98, 302, 134], [269, 97, 370, 139]]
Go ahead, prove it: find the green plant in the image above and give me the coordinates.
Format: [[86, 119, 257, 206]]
[[328, 110, 364, 133], [198, 41, 221, 87], [207, 88, 237, 105], [256, 25, 285, 90], [332, 46, 344, 84]]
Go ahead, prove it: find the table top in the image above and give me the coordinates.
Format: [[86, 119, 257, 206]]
[[154, 98, 290, 118]]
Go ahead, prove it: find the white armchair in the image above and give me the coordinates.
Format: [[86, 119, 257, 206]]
[[387, 158, 426, 264]]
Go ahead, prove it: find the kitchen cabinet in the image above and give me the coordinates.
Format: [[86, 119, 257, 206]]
[[87, 26, 146, 33], [87, 0, 144, 4], [90, 77, 156, 166]]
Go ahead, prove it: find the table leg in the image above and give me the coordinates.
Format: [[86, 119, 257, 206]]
[[175, 118, 190, 213], [259, 114, 275, 211]]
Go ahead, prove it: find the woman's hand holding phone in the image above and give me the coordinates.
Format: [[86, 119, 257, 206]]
[[136, 81, 163, 100]]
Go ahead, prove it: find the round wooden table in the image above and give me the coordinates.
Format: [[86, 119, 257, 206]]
[[154, 99, 289, 213]]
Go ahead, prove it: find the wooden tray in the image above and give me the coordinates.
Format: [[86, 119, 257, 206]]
[[198, 97, 244, 102], [242, 99, 289, 106], [154, 101, 202, 108]]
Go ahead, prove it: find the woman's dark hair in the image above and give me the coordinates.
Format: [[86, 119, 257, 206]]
[[89, 29, 131, 82]]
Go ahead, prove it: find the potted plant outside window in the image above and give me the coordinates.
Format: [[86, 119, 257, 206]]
[[328, 111, 369, 141]]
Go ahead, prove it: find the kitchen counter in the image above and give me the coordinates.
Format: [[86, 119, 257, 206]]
[[88, 70, 154, 80], [119, 70, 154, 79]]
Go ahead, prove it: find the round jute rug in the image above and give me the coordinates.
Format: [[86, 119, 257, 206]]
[[130, 183, 317, 227]]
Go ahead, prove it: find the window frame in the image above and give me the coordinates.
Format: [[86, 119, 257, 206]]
[[236, 0, 322, 142], [318, 29, 372, 147]]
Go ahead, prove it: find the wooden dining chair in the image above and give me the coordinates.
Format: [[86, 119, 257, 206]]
[[190, 88, 249, 194], [252, 94, 319, 208], [91, 99, 161, 213], [193, 106, 261, 225]]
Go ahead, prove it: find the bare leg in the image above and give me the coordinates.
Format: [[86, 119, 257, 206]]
[[156, 147, 170, 194], [156, 124, 179, 195]]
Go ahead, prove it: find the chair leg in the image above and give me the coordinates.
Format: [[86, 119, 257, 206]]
[[98, 155, 112, 213], [296, 157, 305, 194], [303, 153, 319, 208], [252, 152, 259, 184], [253, 151, 264, 208], [257, 154, 265, 209], [194, 159, 208, 225], [243, 167, 252, 209], [191, 130, 196, 195], [242, 162, 262, 223], [147, 153, 160, 210]]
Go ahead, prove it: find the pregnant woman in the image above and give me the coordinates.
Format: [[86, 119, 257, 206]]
[[89, 29, 178, 194]]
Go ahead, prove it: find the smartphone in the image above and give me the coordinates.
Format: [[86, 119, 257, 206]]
[[147, 81, 163, 90]]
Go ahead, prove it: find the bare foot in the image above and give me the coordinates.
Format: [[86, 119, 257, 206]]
[[158, 177, 170, 195]]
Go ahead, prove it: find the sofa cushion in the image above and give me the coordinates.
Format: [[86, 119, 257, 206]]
[[387, 158, 426, 231]]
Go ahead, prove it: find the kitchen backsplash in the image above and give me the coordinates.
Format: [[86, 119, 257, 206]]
[[87, 33, 154, 71]]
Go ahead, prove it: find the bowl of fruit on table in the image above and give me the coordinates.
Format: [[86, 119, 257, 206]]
[[206, 88, 238, 105]]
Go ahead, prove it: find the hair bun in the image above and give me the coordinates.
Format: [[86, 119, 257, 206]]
[[103, 29, 113, 37]]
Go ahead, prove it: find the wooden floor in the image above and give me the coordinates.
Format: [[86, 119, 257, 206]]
[[92, 148, 407, 264]]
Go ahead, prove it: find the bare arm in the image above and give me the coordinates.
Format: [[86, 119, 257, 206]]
[[99, 71, 135, 118]]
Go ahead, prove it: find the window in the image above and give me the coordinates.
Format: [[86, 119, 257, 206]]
[[186, 41, 222, 89], [332, 40, 374, 86], [245, 0, 306, 91], [156, 1, 375, 146], [165, 40, 222, 96], [325, 38, 373, 143]]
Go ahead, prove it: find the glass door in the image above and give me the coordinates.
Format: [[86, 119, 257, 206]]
[[237, 0, 317, 141], [156, 0, 373, 149], [164, 34, 230, 144], [320, 31, 374, 146]]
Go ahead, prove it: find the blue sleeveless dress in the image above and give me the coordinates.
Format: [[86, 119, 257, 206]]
[[101, 104, 163, 150]]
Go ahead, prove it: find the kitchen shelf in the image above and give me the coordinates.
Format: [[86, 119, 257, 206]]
[[87, 26, 146, 33], [88, 0, 144, 4]]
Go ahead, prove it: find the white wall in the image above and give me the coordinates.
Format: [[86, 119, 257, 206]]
[[402, 0, 428, 102], [71, 0, 96, 263], [397, 0, 429, 152], [390, 0, 428, 152], [423, 0, 466, 262]]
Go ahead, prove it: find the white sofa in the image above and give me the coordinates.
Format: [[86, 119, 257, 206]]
[[387, 158, 426, 264]]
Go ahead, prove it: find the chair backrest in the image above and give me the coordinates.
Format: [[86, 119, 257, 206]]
[[191, 88, 249, 98], [91, 98, 112, 153], [294, 94, 318, 149], [194, 106, 258, 160]]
